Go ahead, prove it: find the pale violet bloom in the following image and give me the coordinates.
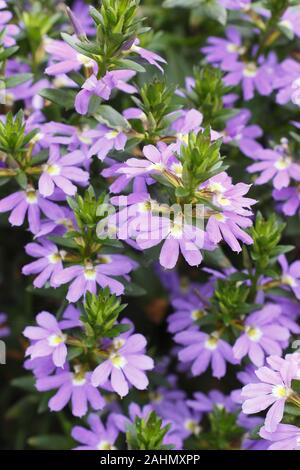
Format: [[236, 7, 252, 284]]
[[39, 145, 89, 196], [23, 312, 70, 368], [91, 333, 154, 397]]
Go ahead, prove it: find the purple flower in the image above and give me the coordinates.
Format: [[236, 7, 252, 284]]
[[45, 39, 97, 76], [36, 366, 105, 417], [24, 305, 81, 377], [4, 77, 50, 110], [202, 27, 246, 70], [22, 239, 65, 288], [117, 142, 179, 180], [35, 206, 77, 239], [175, 330, 236, 378], [224, 53, 276, 101], [273, 59, 300, 105], [0, 313, 9, 338], [159, 399, 202, 440], [187, 390, 236, 414], [280, 7, 300, 39], [23, 312, 69, 368], [72, 413, 119, 450], [83, 125, 127, 161], [220, 0, 251, 9], [222, 109, 262, 157], [38, 145, 89, 196], [75, 70, 136, 115], [102, 159, 152, 194], [203, 173, 255, 252], [233, 304, 290, 367], [278, 255, 300, 299], [0, 187, 64, 234], [273, 187, 300, 217], [71, 0, 96, 36], [24, 355, 56, 379], [241, 357, 297, 432], [260, 424, 300, 450], [247, 144, 300, 189], [167, 289, 210, 334], [53, 255, 137, 301], [91, 333, 154, 397], [0, 1, 20, 47], [130, 39, 166, 72], [136, 213, 205, 269]]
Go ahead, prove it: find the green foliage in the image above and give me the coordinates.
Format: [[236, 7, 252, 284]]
[[184, 66, 234, 128], [263, 0, 290, 17], [213, 279, 251, 325], [205, 408, 243, 450], [178, 129, 225, 199], [63, 0, 146, 74], [94, 105, 131, 131], [22, 6, 60, 64], [126, 411, 173, 450], [67, 187, 109, 230], [135, 79, 179, 137], [0, 110, 38, 158], [83, 290, 128, 340], [39, 88, 77, 110], [163, 0, 227, 25], [250, 212, 290, 271]]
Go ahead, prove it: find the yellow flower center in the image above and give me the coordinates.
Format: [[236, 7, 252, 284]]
[[245, 326, 262, 342], [214, 213, 226, 222], [243, 62, 257, 77], [191, 309, 204, 321], [48, 252, 62, 264], [97, 441, 116, 450], [26, 189, 38, 204], [48, 333, 66, 347], [282, 274, 297, 288], [272, 385, 289, 399], [105, 130, 119, 140], [275, 157, 291, 170], [176, 133, 189, 145], [44, 164, 60, 176], [171, 162, 183, 177], [110, 353, 127, 369], [184, 419, 201, 434], [205, 335, 219, 350], [84, 264, 97, 280], [216, 194, 230, 207], [209, 182, 226, 193], [76, 54, 94, 67], [227, 44, 246, 55]]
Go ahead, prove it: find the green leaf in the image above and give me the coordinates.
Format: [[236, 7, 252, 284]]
[[11, 376, 35, 392], [15, 171, 28, 189], [285, 404, 300, 417], [93, 105, 131, 131], [4, 73, 33, 88], [39, 88, 76, 110], [113, 58, 146, 73], [48, 235, 78, 249], [0, 45, 19, 61], [124, 281, 147, 297], [163, 0, 201, 7], [28, 434, 73, 450]]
